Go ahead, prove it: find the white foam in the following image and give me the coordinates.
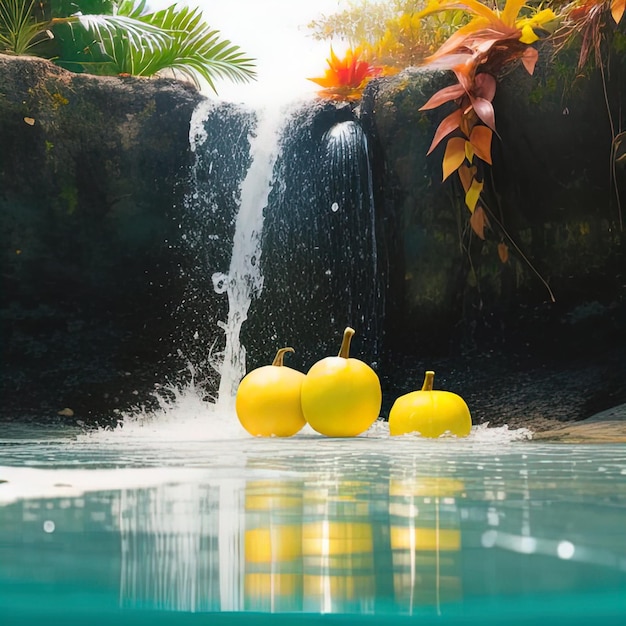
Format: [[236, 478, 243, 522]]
[[74, 378, 533, 448], [77, 382, 248, 445]]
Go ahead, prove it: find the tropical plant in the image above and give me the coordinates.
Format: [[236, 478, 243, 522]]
[[416, 0, 625, 246], [308, 0, 471, 69], [308, 46, 382, 101], [561, 0, 625, 68], [0, 0, 256, 92], [415, 0, 557, 237], [308, 0, 398, 48], [0, 0, 48, 53], [554, 0, 626, 229]]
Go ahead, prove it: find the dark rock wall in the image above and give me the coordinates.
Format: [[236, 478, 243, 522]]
[[361, 66, 626, 356], [0, 55, 204, 423], [361, 64, 626, 420], [2, 52, 625, 426]]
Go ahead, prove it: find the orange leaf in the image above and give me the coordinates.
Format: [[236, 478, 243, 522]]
[[521, 47, 539, 75], [469, 125, 493, 164], [612, 0, 625, 23], [459, 110, 474, 138], [442, 137, 466, 181], [457, 164, 476, 193], [426, 108, 463, 155], [420, 83, 466, 111], [498, 242, 510, 263], [470, 205, 488, 239]]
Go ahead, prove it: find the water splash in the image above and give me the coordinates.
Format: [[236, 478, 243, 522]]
[[213, 107, 285, 410]]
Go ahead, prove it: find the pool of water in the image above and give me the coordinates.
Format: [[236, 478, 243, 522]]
[[1, 412, 625, 625]]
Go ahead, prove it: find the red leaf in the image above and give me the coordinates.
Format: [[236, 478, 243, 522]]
[[426, 108, 463, 155], [469, 96, 496, 132], [470, 205, 488, 240], [498, 242, 510, 263], [473, 73, 496, 102], [521, 47, 539, 75], [420, 83, 466, 111], [452, 63, 474, 94]]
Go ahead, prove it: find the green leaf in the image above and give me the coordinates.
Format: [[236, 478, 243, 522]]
[[133, 4, 256, 90], [0, 0, 46, 54]]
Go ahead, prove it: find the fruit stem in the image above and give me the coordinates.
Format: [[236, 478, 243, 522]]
[[422, 371, 435, 391], [338, 327, 356, 358], [272, 347, 294, 366]]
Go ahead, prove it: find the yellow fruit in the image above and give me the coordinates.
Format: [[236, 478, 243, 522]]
[[236, 347, 306, 437], [389, 370, 471, 438], [301, 327, 381, 437]]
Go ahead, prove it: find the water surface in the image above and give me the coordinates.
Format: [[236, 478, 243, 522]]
[[1, 415, 625, 624]]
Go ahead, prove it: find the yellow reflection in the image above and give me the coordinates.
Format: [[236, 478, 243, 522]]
[[243, 480, 304, 612], [302, 482, 376, 612], [241, 474, 467, 614], [389, 476, 465, 612]]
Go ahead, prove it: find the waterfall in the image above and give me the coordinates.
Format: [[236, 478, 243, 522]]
[[244, 108, 382, 374], [187, 99, 382, 408], [211, 108, 285, 409]]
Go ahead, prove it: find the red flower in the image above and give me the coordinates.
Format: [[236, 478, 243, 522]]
[[309, 47, 381, 101]]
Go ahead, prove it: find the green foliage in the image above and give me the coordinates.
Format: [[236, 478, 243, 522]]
[[308, 0, 399, 47], [110, 2, 256, 91], [38, 1, 115, 19], [0, 0, 47, 54], [0, 0, 256, 93], [307, 0, 469, 67]]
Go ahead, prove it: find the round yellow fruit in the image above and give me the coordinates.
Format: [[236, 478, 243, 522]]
[[389, 371, 472, 438], [236, 347, 306, 437], [301, 327, 381, 437]]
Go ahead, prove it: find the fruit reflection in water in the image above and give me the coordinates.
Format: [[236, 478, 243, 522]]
[[244, 480, 304, 611], [302, 482, 376, 612], [389, 476, 465, 610]]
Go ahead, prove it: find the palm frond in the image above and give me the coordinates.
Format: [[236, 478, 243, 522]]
[[3, 0, 256, 93], [0, 0, 47, 54], [74, 13, 172, 54], [135, 4, 256, 90], [114, 0, 148, 20]]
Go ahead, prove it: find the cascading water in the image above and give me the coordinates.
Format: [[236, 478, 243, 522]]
[[245, 107, 382, 374], [187, 98, 382, 407], [210, 109, 284, 409]]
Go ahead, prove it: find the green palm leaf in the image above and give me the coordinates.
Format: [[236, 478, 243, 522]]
[[1, 0, 256, 94], [131, 4, 257, 90], [0, 0, 47, 54], [70, 12, 173, 73]]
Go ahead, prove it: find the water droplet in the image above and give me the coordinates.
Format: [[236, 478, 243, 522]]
[[43, 520, 55, 533], [212, 272, 229, 294], [481, 530, 497, 548], [557, 540, 575, 559], [331, 202, 339, 212]]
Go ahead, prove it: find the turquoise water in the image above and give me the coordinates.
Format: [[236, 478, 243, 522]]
[[1, 419, 625, 625]]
